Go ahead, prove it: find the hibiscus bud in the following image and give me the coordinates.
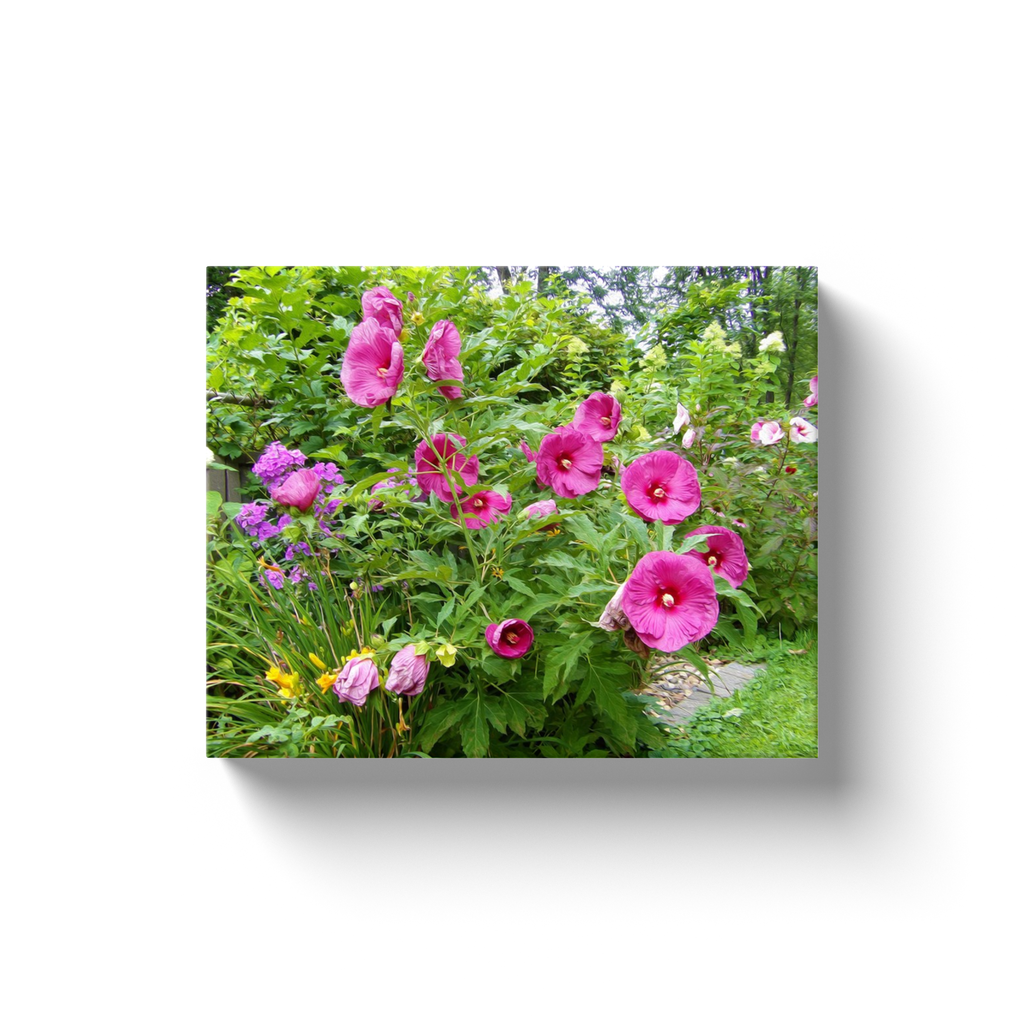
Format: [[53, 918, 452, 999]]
[[385, 644, 430, 696], [785, 465, 797, 474], [269, 468, 321, 512], [598, 583, 629, 632], [332, 656, 380, 707]]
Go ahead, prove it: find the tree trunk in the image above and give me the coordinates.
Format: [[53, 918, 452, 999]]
[[537, 266, 557, 295], [785, 268, 806, 407], [495, 266, 513, 293]]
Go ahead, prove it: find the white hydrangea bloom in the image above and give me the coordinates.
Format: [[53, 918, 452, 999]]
[[758, 331, 786, 354]]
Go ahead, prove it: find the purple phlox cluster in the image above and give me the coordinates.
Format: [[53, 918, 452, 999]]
[[263, 568, 286, 590], [284, 542, 311, 561], [312, 462, 345, 493], [286, 564, 318, 590], [252, 441, 307, 490], [236, 501, 268, 532], [236, 502, 283, 541]]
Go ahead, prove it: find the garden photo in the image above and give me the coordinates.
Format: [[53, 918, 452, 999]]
[[206, 266, 818, 758]]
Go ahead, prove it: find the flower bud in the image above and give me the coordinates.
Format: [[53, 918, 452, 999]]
[[385, 645, 430, 696], [269, 468, 321, 512]]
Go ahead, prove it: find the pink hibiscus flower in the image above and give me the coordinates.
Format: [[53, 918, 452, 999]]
[[535, 426, 603, 498], [621, 551, 719, 652], [422, 320, 465, 400], [519, 440, 538, 463], [485, 618, 534, 659], [750, 419, 784, 446], [803, 375, 818, 408], [341, 319, 405, 407], [360, 286, 403, 335], [572, 391, 622, 443], [684, 525, 749, 589], [450, 490, 512, 529], [415, 433, 479, 502], [269, 468, 321, 512], [621, 450, 701, 524], [333, 656, 380, 707]]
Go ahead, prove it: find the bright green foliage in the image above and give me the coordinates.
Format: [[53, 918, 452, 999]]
[[206, 266, 817, 757]]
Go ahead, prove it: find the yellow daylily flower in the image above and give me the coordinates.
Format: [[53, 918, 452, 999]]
[[316, 672, 337, 694], [309, 653, 327, 671], [277, 672, 302, 699]]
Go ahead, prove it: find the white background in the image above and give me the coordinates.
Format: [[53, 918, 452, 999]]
[[4, 2, 1020, 1021]]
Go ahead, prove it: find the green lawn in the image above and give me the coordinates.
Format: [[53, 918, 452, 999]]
[[652, 629, 818, 758]]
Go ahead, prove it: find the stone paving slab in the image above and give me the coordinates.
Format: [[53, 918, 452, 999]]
[[642, 660, 765, 726]]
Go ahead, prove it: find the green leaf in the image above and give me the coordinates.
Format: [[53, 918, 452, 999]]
[[436, 597, 456, 628], [563, 514, 603, 550], [460, 699, 491, 757], [416, 699, 472, 753], [206, 491, 223, 517], [503, 694, 530, 737], [503, 575, 536, 598], [482, 698, 507, 735]]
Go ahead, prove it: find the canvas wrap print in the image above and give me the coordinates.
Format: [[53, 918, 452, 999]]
[[206, 267, 818, 758]]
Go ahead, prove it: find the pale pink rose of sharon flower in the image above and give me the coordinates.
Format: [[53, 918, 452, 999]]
[[385, 645, 429, 697], [621, 450, 701, 525], [750, 419, 784, 445], [621, 551, 719, 652], [789, 416, 818, 443], [684, 525, 749, 589], [803, 375, 818, 408], [535, 426, 603, 498], [450, 490, 513, 529], [341, 319, 405, 407], [415, 433, 479, 502], [422, 320, 465, 400], [333, 656, 380, 707], [681, 428, 696, 449], [360, 286, 403, 335], [673, 404, 690, 433], [572, 392, 622, 443], [269, 468, 321, 512], [485, 618, 534, 659]]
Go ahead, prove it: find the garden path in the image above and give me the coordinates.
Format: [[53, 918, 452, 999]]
[[641, 658, 765, 725]]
